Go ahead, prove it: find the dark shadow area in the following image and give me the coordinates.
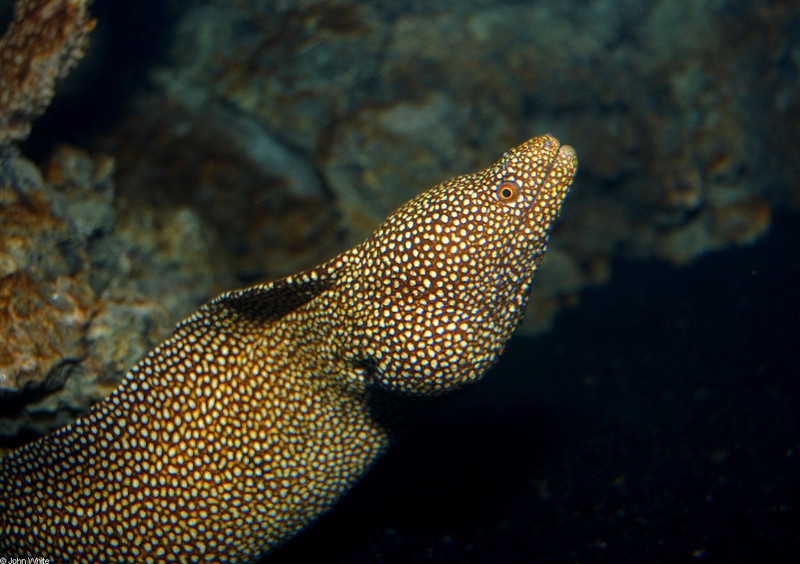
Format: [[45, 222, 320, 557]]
[[19, 1, 180, 162], [0, 0, 13, 30]]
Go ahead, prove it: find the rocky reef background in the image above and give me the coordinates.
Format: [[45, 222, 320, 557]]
[[0, 0, 798, 561]]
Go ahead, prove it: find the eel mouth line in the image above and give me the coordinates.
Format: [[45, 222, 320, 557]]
[[522, 137, 576, 221], [542, 139, 577, 191], [494, 138, 576, 282], [541, 137, 562, 186]]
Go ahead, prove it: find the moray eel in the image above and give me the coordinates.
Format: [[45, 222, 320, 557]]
[[0, 134, 577, 561]]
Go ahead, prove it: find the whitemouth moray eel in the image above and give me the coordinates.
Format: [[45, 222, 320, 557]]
[[0, 135, 577, 562]]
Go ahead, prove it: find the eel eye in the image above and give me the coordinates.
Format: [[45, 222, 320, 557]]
[[496, 181, 521, 203]]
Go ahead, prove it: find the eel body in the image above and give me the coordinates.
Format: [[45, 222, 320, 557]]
[[0, 135, 577, 561]]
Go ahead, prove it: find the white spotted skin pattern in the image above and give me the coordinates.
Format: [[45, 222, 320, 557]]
[[0, 135, 576, 562]]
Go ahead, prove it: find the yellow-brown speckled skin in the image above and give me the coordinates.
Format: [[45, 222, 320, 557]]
[[0, 135, 577, 562]]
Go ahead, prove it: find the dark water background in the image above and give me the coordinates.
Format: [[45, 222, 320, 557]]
[[269, 211, 800, 563]]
